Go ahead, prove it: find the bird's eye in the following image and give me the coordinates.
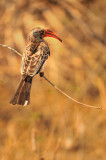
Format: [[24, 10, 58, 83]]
[[40, 30, 44, 35]]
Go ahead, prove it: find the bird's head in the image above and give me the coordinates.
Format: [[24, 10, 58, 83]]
[[28, 27, 62, 43]]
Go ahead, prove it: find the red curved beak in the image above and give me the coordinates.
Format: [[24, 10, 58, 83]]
[[43, 29, 62, 42]]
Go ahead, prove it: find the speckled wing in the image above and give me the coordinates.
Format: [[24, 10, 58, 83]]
[[21, 42, 50, 77]]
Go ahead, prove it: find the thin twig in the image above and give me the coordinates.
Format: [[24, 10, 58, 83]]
[[0, 44, 22, 57], [0, 44, 102, 109], [43, 75, 102, 109]]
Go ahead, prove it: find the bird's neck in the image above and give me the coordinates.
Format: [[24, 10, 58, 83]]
[[28, 36, 42, 44], [27, 39, 44, 55], [29, 38, 44, 47], [29, 35, 44, 43]]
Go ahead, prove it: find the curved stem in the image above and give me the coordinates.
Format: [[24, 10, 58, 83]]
[[0, 43, 102, 109], [43, 75, 102, 109], [0, 44, 22, 57]]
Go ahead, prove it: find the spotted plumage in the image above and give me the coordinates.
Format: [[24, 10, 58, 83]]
[[21, 42, 50, 77]]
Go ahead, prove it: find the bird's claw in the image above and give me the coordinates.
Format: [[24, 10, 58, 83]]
[[39, 72, 44, 77]]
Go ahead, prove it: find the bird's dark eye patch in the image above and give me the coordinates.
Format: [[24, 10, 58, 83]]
[[40, 30, 44, 35]]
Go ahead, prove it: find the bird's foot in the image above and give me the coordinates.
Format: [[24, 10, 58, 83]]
[[39, 72, 44, 77]]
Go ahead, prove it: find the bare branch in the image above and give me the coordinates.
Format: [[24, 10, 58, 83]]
[[0, 44, 22, 57], [43, 75, 102, 109], [0, 44, 102, 109]]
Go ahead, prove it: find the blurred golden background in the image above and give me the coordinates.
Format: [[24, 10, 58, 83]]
[[0, 0, 106, 159]]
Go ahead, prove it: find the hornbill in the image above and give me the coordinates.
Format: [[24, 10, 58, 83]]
[[10, 27, 62, 106]]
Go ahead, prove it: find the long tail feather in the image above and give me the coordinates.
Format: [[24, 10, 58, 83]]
[[10, 76, 32, 106]]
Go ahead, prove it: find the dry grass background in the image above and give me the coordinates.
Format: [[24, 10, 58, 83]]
[[0, 0, 106, 159]]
